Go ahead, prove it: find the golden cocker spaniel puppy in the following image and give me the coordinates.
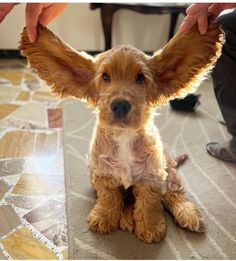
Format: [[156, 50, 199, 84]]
[[19, 21, 224, 243]]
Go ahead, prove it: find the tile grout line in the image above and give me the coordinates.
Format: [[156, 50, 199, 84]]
[[0, 241, 12, 260], [57, 128, 61, 153]]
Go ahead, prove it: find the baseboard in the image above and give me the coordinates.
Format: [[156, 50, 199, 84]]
[[0, 49, 24, 59]]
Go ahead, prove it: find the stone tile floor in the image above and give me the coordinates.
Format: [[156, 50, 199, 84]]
[[0, 59, 67, 260]]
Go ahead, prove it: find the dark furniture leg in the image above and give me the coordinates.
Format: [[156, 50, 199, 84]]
[[168, 12, 179, 40], [101, 5, 117, 50]]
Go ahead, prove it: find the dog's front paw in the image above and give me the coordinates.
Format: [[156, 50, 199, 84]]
[[134, 216, 167, 243], [87, 208, 120, 234]]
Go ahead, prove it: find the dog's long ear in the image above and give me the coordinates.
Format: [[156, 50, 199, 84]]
[[19, 24, 96, 104], [148, 22, 225, 106]]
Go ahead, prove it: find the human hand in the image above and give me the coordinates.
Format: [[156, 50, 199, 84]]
[[179, 3, 236, 35], [0, 3, 68, 43]]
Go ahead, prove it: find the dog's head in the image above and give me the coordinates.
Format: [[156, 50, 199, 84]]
[[19, 23, 224, 130]]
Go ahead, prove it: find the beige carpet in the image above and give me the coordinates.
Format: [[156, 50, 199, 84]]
[[63, 79, 236, 259]]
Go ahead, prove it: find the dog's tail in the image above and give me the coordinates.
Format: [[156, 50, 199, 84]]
[[174, 154, 188, 168], [165, 153, 188, 170]]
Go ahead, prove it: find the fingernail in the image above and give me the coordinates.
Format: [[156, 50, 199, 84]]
[[29, 34, 35, 43], [199, 27, 207, 35]]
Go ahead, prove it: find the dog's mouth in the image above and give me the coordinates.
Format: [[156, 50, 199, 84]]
[[110, 117, 131, 128]]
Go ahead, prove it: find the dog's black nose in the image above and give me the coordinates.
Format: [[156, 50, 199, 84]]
[[111, 100, 131, 118]]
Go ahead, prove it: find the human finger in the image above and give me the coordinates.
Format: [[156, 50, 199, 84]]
[[38, 3, 67, 26], [186, 3, 212, 16], [197, 13, 208, 35], [179, 14, 199, 32], [25, 3, 43, 43]]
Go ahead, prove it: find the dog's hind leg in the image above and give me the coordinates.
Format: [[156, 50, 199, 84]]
[[162, 162, 205, 233]]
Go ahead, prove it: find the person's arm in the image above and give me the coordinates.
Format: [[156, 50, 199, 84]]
[[0, 3, 68, 43], [179, 3, 236, 35]]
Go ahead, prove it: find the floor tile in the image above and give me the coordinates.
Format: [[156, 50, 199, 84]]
[[16, 91, 30, 101], [0, 249, 7, 260], [3, 175, 21, 188], [12, 174, 65, 196], [0, 131, 35, 158], [33, 91, 58, 102], [62, 248, 68, 259], [0, 205, 21, 237], [24, 72, 41, 91], [24, 199, 66, 224], [0, 59, 25, 69], [24, 199, 67, 247], [9, 102, 47, 127], [0, 104, 20, 120], [24, 154, 64, 176], [48, 108, 62, 128], [0, 127, 7, 133], [5, 195, 44, 210], [0, 78, 10, 84], [55, 100, 64, 109], [1, 117, 49, 130], [0, 180, 11, 200], [1, 227, 58, 260], [0, 85, 20, 103], [0, 158, 25, 177], [34, 132, 58, 156], [0, 70, 24, 85]]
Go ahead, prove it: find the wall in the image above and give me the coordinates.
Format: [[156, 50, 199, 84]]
[[0, 3, 184, 52]]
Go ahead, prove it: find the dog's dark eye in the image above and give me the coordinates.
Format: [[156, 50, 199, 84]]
[[102, 73, 110, 81], [135, 73, 145, 83]]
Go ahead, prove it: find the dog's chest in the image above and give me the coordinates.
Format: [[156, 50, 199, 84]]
[[91, 129, 163, 189], [113, 133, 136, 187], [114, 134, 134, 161], [115, 133, 135, 167]]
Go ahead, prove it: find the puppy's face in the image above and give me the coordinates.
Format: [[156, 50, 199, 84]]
[[19, 24, 224, 131], [93, 46, 153, 130]]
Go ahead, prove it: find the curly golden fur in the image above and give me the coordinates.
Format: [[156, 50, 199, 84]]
[[19, 22, 224, 243]]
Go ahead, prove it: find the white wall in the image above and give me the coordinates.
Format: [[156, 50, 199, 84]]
[[0, 3, 184, 52]]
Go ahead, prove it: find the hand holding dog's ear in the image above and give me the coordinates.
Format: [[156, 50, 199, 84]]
[[149, 22, 225, 105], [19, 24, 96, 103], [0, 3, 67, 43]]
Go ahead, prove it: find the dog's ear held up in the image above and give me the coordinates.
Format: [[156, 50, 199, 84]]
[[19, 24, 97, 105], [148, 22, 225, 106]]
